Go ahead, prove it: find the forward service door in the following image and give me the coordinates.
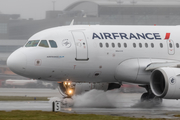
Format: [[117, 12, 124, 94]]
[[72, 31, 89, 60], [167, 40, 175, 55]]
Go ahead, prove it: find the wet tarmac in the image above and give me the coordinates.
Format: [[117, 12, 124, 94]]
[[1, 88, 180, 119], [0, 88, 60, 97]]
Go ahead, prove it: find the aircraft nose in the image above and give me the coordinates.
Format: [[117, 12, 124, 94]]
[[7, 50, 27, 75]]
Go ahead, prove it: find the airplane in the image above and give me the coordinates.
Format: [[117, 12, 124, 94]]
[[7, 24, 180, 103]]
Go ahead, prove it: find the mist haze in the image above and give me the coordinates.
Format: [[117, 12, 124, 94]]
[[1, 0, 180, 91], [1, 1, 180, 118], [0, 0, 78, 19], [1, 0, 180, 20]]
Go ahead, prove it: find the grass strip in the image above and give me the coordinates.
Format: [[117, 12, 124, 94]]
[[0, 110, 173, 120], [0, 96, 48, 101]]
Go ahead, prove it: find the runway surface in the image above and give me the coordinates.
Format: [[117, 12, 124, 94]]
[[0, 88, 60, 97], [1, 88, 180, 118]]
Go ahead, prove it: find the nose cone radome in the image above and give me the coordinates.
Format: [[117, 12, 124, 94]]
[[7, 50, 27, 76]]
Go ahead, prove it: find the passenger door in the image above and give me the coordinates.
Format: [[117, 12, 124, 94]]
[[167, 40, 175, 55], [72, 31, 89, 60]]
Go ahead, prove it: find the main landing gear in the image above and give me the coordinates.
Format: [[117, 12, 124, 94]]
[[140, 85, 162, 105]]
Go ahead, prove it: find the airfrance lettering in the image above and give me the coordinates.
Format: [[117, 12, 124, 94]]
[[92, 33, 162, 40]]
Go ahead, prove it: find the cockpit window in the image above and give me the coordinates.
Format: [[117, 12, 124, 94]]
[[25, 40, 40, 47], [49, 40, 58, 48], [39, 40, 49, 48]]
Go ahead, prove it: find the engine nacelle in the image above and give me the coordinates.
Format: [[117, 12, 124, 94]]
[[58, 82, 121, 97], [150, 67, 180, 99]]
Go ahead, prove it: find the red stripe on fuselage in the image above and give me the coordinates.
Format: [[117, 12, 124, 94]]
[[165, 33, 170, 39]]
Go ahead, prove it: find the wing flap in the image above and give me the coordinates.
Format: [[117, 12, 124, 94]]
[[145, 62, 180, 71]]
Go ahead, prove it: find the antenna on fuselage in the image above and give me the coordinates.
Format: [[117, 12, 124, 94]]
[[70, 19, 74, 26]]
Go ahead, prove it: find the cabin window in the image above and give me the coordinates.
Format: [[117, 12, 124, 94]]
[[25, 40, 40, 47], [39, 40, 49, 48], [151, 43, 154, 48], [133, 43, 136, 48], [106, 43, 109, 48], [169, 43, 173, 48], [112, 43, 115, 48], [145, 43, 148, 48], [99, 43, 103, 48], [176, 43, 179, 48], [160, 43, 163, 48], [139, 43, 142, 48], [118, 43, 121, 48], [124, 43, 127, 48], [49, 40, 58, 48]]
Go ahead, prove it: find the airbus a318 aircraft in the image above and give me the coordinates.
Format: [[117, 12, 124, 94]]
[[7, 24, 180, 103]]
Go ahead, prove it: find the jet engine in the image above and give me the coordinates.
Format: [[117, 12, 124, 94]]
[[58, 82, 121, 98], [150, 67, 180, 99]]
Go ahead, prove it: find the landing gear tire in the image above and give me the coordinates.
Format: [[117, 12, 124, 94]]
[[141, 92, 148, 102], [141, 92, 162, 105], [141, 92, 155, 102], [139, 85, 163, 105]]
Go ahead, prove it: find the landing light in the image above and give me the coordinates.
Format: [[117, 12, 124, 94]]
[[68, 89, 73, 95], [64, 82, 67, 85]]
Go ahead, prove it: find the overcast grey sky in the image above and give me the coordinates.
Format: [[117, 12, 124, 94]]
[[1, 0, 180, 20], [0, 0, 78, 19]]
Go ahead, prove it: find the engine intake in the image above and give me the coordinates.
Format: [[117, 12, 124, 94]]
[[150, 67, 180, 99]]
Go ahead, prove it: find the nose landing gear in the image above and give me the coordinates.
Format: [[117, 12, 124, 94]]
[[63, 81, 75, 98]]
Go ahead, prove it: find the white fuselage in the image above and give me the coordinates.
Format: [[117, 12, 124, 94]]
[[7, 25, 180, 84]]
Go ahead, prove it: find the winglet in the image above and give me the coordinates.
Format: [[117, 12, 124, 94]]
[[70, 19, 74, 26]]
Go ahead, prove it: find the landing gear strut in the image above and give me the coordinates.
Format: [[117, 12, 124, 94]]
[[140, 85, 162, 104]]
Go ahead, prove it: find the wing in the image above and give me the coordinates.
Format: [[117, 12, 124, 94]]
[[145, 62, 180, 71]]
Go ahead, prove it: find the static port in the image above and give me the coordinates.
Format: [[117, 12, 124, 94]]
[[95, 73, 100, 76]]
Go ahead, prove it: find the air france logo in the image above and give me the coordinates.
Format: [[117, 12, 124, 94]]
[[170, 77, 176, 85], [92, 32, 170, 40], [62, 39, 71, 48]]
